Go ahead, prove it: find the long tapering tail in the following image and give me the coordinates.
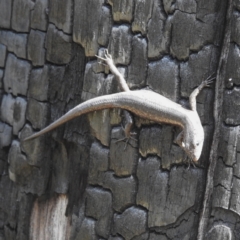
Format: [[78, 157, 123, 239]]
[[23, 95, 119, 141], [23, 90, 184, 141], [24, 108, 80, 141]]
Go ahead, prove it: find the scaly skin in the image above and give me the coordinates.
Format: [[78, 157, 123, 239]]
[[24, 90, 204, 161], [24, 50, 213, 162]]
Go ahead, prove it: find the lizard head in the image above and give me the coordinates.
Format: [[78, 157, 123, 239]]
[[178, 112, 204, 162], [186, 134, 204, 162], [184, 119, 205, 162], [179, 135, 204, 162]]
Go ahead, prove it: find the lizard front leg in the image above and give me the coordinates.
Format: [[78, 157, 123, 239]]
[[96, 50, 136, 146], [96, 50, 130, 92], [189, 75, 215, 112], [175, 131, 185, 148]]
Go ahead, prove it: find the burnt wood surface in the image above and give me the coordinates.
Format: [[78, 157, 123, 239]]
[[0, 0, 239, 239]]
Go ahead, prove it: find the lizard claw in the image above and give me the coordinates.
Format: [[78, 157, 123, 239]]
[[104, 49, 112, 59], [191, 160, 197, 168], [95, 49, 113, 63], [202, 74, 216, 88], [97, 61, 108, 67], [185, 157, 197, 169], [115, 135, 137, 150], [95, 55, 106, 61], [115, 125, 137, 150], [199, 78, 215, 89], [120, 124, 137, 137]]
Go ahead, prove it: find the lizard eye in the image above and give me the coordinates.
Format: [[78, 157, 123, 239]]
[[196, 142, 199, 146]]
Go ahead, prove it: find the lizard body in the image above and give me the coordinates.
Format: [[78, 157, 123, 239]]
[[24, 90, 204, 161], [24, 51, 213, 162]]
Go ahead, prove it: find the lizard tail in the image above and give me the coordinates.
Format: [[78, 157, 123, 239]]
[[23, 95, 119, 141]]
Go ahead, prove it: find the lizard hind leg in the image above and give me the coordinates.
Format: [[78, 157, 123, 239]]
[[115, 111, 137, 150]]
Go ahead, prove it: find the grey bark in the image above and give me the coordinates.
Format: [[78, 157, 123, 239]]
[[0, 0, 238, 239]]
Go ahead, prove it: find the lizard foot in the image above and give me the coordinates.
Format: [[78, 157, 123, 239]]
[[201, 74, 216, 88], [115, 132, 137, 150], [95, 49, 113, 65], [186, 157, 196, 169]]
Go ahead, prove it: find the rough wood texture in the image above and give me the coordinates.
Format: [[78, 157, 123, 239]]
[[49, 0, 73, 34], [128, 35, 147, 88], [108, 0, 134, 22], [0, 0, 238, 239], [0, 44, 7, 68], [86, 187, 112, 238], [30, 0, 48, 31], [73, 0, 110, 57], [4, 54, 31, 96], [108, 25, 132, 65], [0, 0, 12, 28], [27, 30, 46, 66], [197, 0, 233, 239], [0, 31, 28, 59], [11, 0, 34, 32], [45, 24, 72, 64]]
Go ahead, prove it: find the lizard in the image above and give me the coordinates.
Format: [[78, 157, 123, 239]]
[[24, 50, 213, 162]]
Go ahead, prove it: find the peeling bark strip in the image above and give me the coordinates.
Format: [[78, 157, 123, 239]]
[[197, 0, 233, 239], [30, 195, 71, 240]]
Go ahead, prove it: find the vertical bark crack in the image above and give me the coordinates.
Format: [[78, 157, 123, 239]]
[[197, 0, 233, 239]]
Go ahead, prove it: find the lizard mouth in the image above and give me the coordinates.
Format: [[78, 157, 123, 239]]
[[187, 150, 200, 163], [192, 152, 201, 162], [192, 157, 198, 163]]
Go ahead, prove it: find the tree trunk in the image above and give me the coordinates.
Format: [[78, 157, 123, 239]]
[[0, 0, 238, 239]]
